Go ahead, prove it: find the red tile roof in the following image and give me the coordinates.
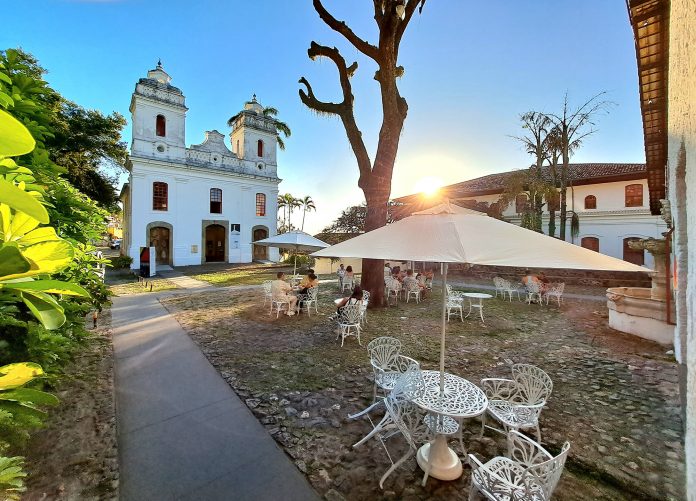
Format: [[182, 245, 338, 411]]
[[395, 163, 647, 202]]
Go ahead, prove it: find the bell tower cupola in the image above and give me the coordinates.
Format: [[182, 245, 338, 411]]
[[129, 60, 188, 160], [229, 94, 278, 167]]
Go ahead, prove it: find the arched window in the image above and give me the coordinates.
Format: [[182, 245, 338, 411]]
[[236, 140, 240, 155], [581, 236, 599, 252], [625, 184, 643, 207], [515, 194, 528, 214], [623, 237, 645, 265], [584, 195, 597, 210], [257, 139, 264, 157], [156, 115, 166, 137], [210, 188, 222, 214], [255, 193, 266, 216], [153, 182, 168, 210]]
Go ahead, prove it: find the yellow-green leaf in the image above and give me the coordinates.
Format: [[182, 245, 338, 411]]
[[2, 279, 89, 297], [20, 240, 73, 274], [0, 243, 31, 278], [9, 210, 39, 239], [0, 109, 35, 157], [16, 226, 59, 246], [0, 363, 44, 390], [0, 179, 48, 223], [20, 289, 66, 330]]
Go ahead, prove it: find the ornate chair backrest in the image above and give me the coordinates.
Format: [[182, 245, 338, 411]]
[[446, 284, 454, 296], [500, 278, 512, 290], [469, 456, 517, 500], [263, 280, 273, 294], [338, 304, 362, 325], [367, 337, 402, 372], [512, 364, 553, 406], [406, 279, 420, 292], [493, 277, 506, 291], [362, 290, 371, 303], [384, 398, 430, 451], [387, 362, 424, 402], [526, 280, 541, 293], [387, 278, 401, 292], [507, 431, 570, 499], [306, 286, 319, 300], [548, 282, 565, 296]]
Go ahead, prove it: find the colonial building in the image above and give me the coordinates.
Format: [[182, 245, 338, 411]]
[[394, 163, 668, 269], [120, 62, 280, 268]]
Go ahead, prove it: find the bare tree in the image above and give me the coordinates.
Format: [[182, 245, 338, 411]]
[[299, 0, 426, 306], [545, 93, 611, 240]]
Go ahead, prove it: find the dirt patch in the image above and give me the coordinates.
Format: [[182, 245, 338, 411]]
[[162, 284, 684, 500], [22, 310, 118, 501]]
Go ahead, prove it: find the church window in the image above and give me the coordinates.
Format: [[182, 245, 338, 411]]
[[625, 184, 643, 207], [585, 195, 597, 210], [581, 236, 599, 252], [255, 193, 266, 216], [623, 237, 645, 265], [210, 188, 222, 214], [257, 139, 264, 157], [515, 194, 528, 213], [156, 115, 166, 137], [236, 140, 240, 154], [153, 182, 168, 210]]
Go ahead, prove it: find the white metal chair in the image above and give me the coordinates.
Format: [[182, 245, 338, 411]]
[[270, 294, 293, 318], [524, 281, 543, 305], [386, 278, 401, 306], [480, 363, 553, 443], [262, 280, 273, 306], [342, 276, 355, 293], [492, 277, 507, 298], [349, 365, 435, 489], [502, 278, 522, 302], [543, 282, 565, 306], [446, 284, 465, 322], [367, 336, 418, 400], [405, 280, 421, 303], [469, 430, 570, 501], [297, 286, 319, 316], [337, 269, 345, 290], [336, 304, 362, 346], [360, 290, 370, 325]]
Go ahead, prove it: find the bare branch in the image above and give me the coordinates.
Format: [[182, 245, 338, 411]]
[[396, 0, 427, 47], [298, 77, 343, 116], [313, 0, 379, 61]]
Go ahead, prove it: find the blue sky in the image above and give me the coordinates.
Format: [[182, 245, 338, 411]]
[[5, 1, 643, 233]]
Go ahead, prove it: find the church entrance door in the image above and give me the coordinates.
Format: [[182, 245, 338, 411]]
[[149, 227, 171, 265], [253, 228, 268, 260], [205, 224, 226, 262]]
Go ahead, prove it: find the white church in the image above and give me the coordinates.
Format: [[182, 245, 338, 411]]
[[120, 62, 280, 268]]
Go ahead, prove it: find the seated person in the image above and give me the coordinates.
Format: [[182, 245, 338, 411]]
[[336, 285, 364, 311], [403, 269, 424, 290], [271, 271, 298, 315], [298, 273, 318, 308], [424, 269, 434, 288], [521, 269, 540, 288], [538, 271, 550, 284], [299, 268, 315, 289], [345, 265, 354, 280]]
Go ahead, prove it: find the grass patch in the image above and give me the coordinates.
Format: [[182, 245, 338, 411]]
[[110, 278, 179, 295]]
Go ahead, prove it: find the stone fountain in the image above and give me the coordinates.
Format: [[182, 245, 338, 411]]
[[606, 237, 675, 345]]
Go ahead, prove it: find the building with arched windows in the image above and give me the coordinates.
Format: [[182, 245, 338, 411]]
[[394, 163, 668, 268], [120, 62, 280, 268]]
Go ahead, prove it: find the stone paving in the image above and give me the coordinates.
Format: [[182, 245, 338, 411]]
[[161, 282, 685, 500]]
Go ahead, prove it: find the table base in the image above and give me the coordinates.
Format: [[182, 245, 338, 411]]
[[416, 435, 462, 481]]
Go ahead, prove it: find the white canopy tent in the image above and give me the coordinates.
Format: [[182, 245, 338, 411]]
[[253, 230, 329, 276], [312, 201, 649, 480]]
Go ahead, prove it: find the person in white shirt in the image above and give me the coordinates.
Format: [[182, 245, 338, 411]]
[[271, 271, 298, 315]]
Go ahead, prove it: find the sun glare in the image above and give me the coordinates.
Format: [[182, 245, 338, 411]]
[[415, 176, 443, 197]]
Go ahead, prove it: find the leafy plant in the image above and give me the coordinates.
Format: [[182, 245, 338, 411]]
[[0, 455, 26, 501], [111, 255, 133, 269]]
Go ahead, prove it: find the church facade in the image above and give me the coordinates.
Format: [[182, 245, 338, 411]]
[[120, 63, 280, 268]]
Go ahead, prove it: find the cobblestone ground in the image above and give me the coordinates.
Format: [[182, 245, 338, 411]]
[[161, 284, 685, 500]]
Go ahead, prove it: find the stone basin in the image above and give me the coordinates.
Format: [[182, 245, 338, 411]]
[[606, 286, 674, 345]]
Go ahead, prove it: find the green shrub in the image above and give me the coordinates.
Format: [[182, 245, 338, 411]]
[[111, 255, 133, 269]]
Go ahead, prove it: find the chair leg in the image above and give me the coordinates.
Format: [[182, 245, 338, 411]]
[[535, 424, 542, 443], [458, 418, 466, 456], [381, 449, 414, 489], [480, 412, 486, 438]]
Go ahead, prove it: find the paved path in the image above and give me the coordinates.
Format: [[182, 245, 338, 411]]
[[112, 293, 318, 500]]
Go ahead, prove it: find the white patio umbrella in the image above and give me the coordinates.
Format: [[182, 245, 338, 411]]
[[312, 200, 648, 409], [253, 230, 330, 276]]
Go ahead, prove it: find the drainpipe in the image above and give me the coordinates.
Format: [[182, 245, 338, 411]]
[[664, 228, 675, 325]]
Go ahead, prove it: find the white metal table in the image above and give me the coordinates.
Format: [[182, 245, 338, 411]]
[[462, 292, 493, 323], [411, 370, 488, 481]]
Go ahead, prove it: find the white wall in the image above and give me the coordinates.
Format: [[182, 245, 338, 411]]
[[127, 159, 279, 267]]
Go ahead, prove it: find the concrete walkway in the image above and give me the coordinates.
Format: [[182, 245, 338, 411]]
[[112, 293, 318, 500]]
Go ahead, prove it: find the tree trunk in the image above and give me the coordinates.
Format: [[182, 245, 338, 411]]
[[559, 134, 570, 241], [361, 190, 390, 307], [548, 208, 556, 237]]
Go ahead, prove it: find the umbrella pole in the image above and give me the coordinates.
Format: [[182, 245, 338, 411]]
[[440, 263, 448, 395], [293, 245, 298, 277]]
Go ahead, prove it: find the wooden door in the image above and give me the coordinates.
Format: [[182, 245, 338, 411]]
[[205, 224, 226, 262], [253, 228, 268, 260], [149, 227, 170, 265]]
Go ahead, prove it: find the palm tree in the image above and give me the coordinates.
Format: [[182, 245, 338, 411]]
[[277, 195, 288, 233], [300, 196, 316, 231], [262, 106, 291, 150]]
